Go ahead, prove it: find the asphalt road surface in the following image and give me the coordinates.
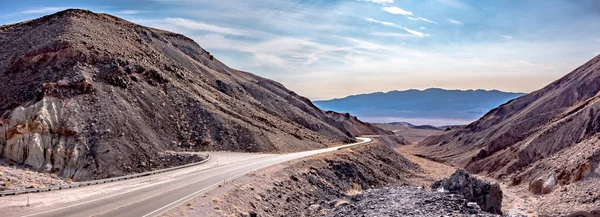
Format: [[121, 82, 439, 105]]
[[14, 137, 371, 217]]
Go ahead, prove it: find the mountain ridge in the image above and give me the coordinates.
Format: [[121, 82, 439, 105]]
[[0, 9, 397, 181], [313, 88, 525, 124], [319, 88, 525, 101], [414, 54, 600, 215]]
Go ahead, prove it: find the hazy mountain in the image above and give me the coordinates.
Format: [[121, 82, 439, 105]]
[[313, 88, 525, 125]]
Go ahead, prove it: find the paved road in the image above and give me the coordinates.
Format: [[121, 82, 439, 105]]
[[16, 137, 371, 217]]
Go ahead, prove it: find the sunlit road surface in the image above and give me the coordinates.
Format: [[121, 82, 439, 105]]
[[12, 137, 371, 217]]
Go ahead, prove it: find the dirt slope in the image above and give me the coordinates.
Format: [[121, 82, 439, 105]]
[[164, 139, 422, 217], [0, 9, 387, 181], [323, 111, 394, 136], [375, 122, 443, 144], [415, 55, 600, 215], [324, 111, 409, 146]]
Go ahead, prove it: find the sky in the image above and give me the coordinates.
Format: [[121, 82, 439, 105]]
[[2, 0, 600, 100]]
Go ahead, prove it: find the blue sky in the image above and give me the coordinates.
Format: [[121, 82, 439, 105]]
[[2, 0, 600, 100]]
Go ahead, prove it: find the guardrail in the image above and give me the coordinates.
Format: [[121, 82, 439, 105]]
[[0, 154, 211, 197]]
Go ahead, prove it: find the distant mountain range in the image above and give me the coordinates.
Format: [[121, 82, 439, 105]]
[[313, 88, 525, 125]]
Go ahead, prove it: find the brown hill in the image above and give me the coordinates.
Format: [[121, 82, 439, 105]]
[[415, 55, 600, 214], [0, 9, 392, 181], [324, 111, 394, 136], [374, 122, 443, 144], [324, 111, 408, 146]]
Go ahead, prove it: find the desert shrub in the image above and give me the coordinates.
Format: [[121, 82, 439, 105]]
[[3, 181, 12, 189], [345, 183, 362, 196], [201, 140, 212, 146]]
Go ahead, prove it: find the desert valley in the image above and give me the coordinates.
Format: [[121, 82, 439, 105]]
[[0, 2, 599, 217]]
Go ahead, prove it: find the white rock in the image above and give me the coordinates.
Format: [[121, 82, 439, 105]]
[[467, 202, 480, 209], [437, 187, 449, 193], [0, 97, 82, 175], [24, 133, 45, 169]]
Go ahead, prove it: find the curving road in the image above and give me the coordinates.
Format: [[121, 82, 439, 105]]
[[9, 137, 371, 217]]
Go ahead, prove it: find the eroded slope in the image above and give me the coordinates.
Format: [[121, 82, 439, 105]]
[[0, 9, 378, 181], [414, 55, 600, 215]]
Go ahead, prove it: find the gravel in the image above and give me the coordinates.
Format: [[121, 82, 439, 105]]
[[324, 186, 501, 217]]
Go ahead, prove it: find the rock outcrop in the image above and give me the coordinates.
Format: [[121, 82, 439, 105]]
[[431, 169, 503, 214], [529, 172, 557, 195], [0, 9, 397, 181], [1, 98, 82, 176], [323, 111, 395, 136], [197, 140, 419, 217], [325, 186, 501, 217], [322, 111, 408, 146]]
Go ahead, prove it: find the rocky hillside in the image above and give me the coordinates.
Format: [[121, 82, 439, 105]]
[[323, 111, 395, 136], [171, 139, 422, 217], [0, 9, 391, 181], [375, 122, 444, 144], [415, 55, 600, 214]]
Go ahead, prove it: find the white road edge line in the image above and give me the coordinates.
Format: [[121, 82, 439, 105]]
[[19, 159, 225, 217], [19, 155, 274, 217], [142, 172, 248, 217], [20, 138, 371, 217], [143, 137, 371, 217]]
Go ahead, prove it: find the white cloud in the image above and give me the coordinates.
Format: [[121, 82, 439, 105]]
[[446, 18, 463, 25], [382, 6, 413, 16], [382, 7, 433, 25], [437, 0, 469, 8], [341, 37, 395, 51], [418, 17, 436, 24], [366, 18, 398, 28], [21, 7, 70, 14], [163, 18, 250, 36], [253, 53, 287, 68], [403, 28, 428, 37], [359, 0, 394, 4], [501, 35, 514, 40], [371, 32, 415, 37], [189, 33, 361, 69], [407, 17, 436, 24], [293, 40, 571, 100], [113, 10, 151, 15], [366, 18, 429, 37]]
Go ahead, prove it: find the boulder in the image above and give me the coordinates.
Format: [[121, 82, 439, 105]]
[[24, 133, 45, 169], [529, 172, 557, 194], [431, 169, 503, 214]]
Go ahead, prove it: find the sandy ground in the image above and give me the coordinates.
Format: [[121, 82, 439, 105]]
[[0, 152, 273, 216], [374, 123, 444, 144], [0, 159, 66, 191], [393, 128, 443, 144]]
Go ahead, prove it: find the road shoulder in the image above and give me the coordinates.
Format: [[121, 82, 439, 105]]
[[162, 139, 421, 217]]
